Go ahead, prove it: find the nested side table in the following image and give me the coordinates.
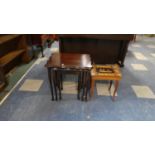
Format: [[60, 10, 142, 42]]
[[45, 53, 92, 101]]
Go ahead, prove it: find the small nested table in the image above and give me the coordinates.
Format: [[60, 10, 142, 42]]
[[45, 53, 92, 101], [91, 64, 122, 101]]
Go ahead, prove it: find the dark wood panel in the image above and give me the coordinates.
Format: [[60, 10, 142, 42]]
[[58, 34, 134, 40], [59, 34, 134, 66], [0, 34, 32, 89]]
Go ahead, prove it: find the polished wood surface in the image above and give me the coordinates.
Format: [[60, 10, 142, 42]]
[[58, 34, 134, 66], [58, 34, 134, 40], [46, 53, 92, 101], [0, 34, 21, 44], [0, 35, 31, 62], [46, 53, 92, 69], [0, 49, 25, 67], [91, 64, 122, 80]]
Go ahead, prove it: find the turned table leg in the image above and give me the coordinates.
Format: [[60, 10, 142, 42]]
[[113, 80, 119, 101], [48, 68, 54, 101], [90, 79, 95, 97], [77, 71, 82, 100], [56, 69, 62, 100], [109, 80, 113, 91], [53, 69, 58, 101]]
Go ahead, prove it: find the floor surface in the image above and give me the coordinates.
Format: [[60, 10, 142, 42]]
[[0, 37, 155, 121]]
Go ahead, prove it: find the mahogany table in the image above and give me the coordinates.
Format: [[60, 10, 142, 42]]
[[45, 53, 92, 101]]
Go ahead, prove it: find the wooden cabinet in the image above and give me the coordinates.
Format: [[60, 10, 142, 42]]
[[58, 34, 134, 66], [0, 34, 31, 90]]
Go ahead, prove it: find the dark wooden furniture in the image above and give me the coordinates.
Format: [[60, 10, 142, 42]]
[[0, 34, 31, 90], [58, 34, 134, 67], [45, 53, 92, 101], [91, 64, 122, 101], [30, 34, 57, 58], [29, 34, 45, 57]]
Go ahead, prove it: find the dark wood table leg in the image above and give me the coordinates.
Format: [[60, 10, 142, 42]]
[[86, 70, 91, 100], [82, 70, 88, 101], [81, 70, 86, 101], [109, 80, 113, 91], [60, 72, 63, 90], [84, 71, 88, 101], [83, 70, 87, 101], [113, 80, 119, 101], [57, 69, 62, 100], [77, 70, 82, 100], [84, 70, 90, 101], [53, 69, 58, 101], [48, 68, 54, 101], [80, 70, 84, 101]]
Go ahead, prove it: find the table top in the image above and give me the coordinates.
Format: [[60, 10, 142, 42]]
[[91, 64, 122, 79], [46, 53, 92, 69]]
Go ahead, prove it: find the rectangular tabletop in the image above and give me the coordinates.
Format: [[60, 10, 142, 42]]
[[46, 53, 92, 69]]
